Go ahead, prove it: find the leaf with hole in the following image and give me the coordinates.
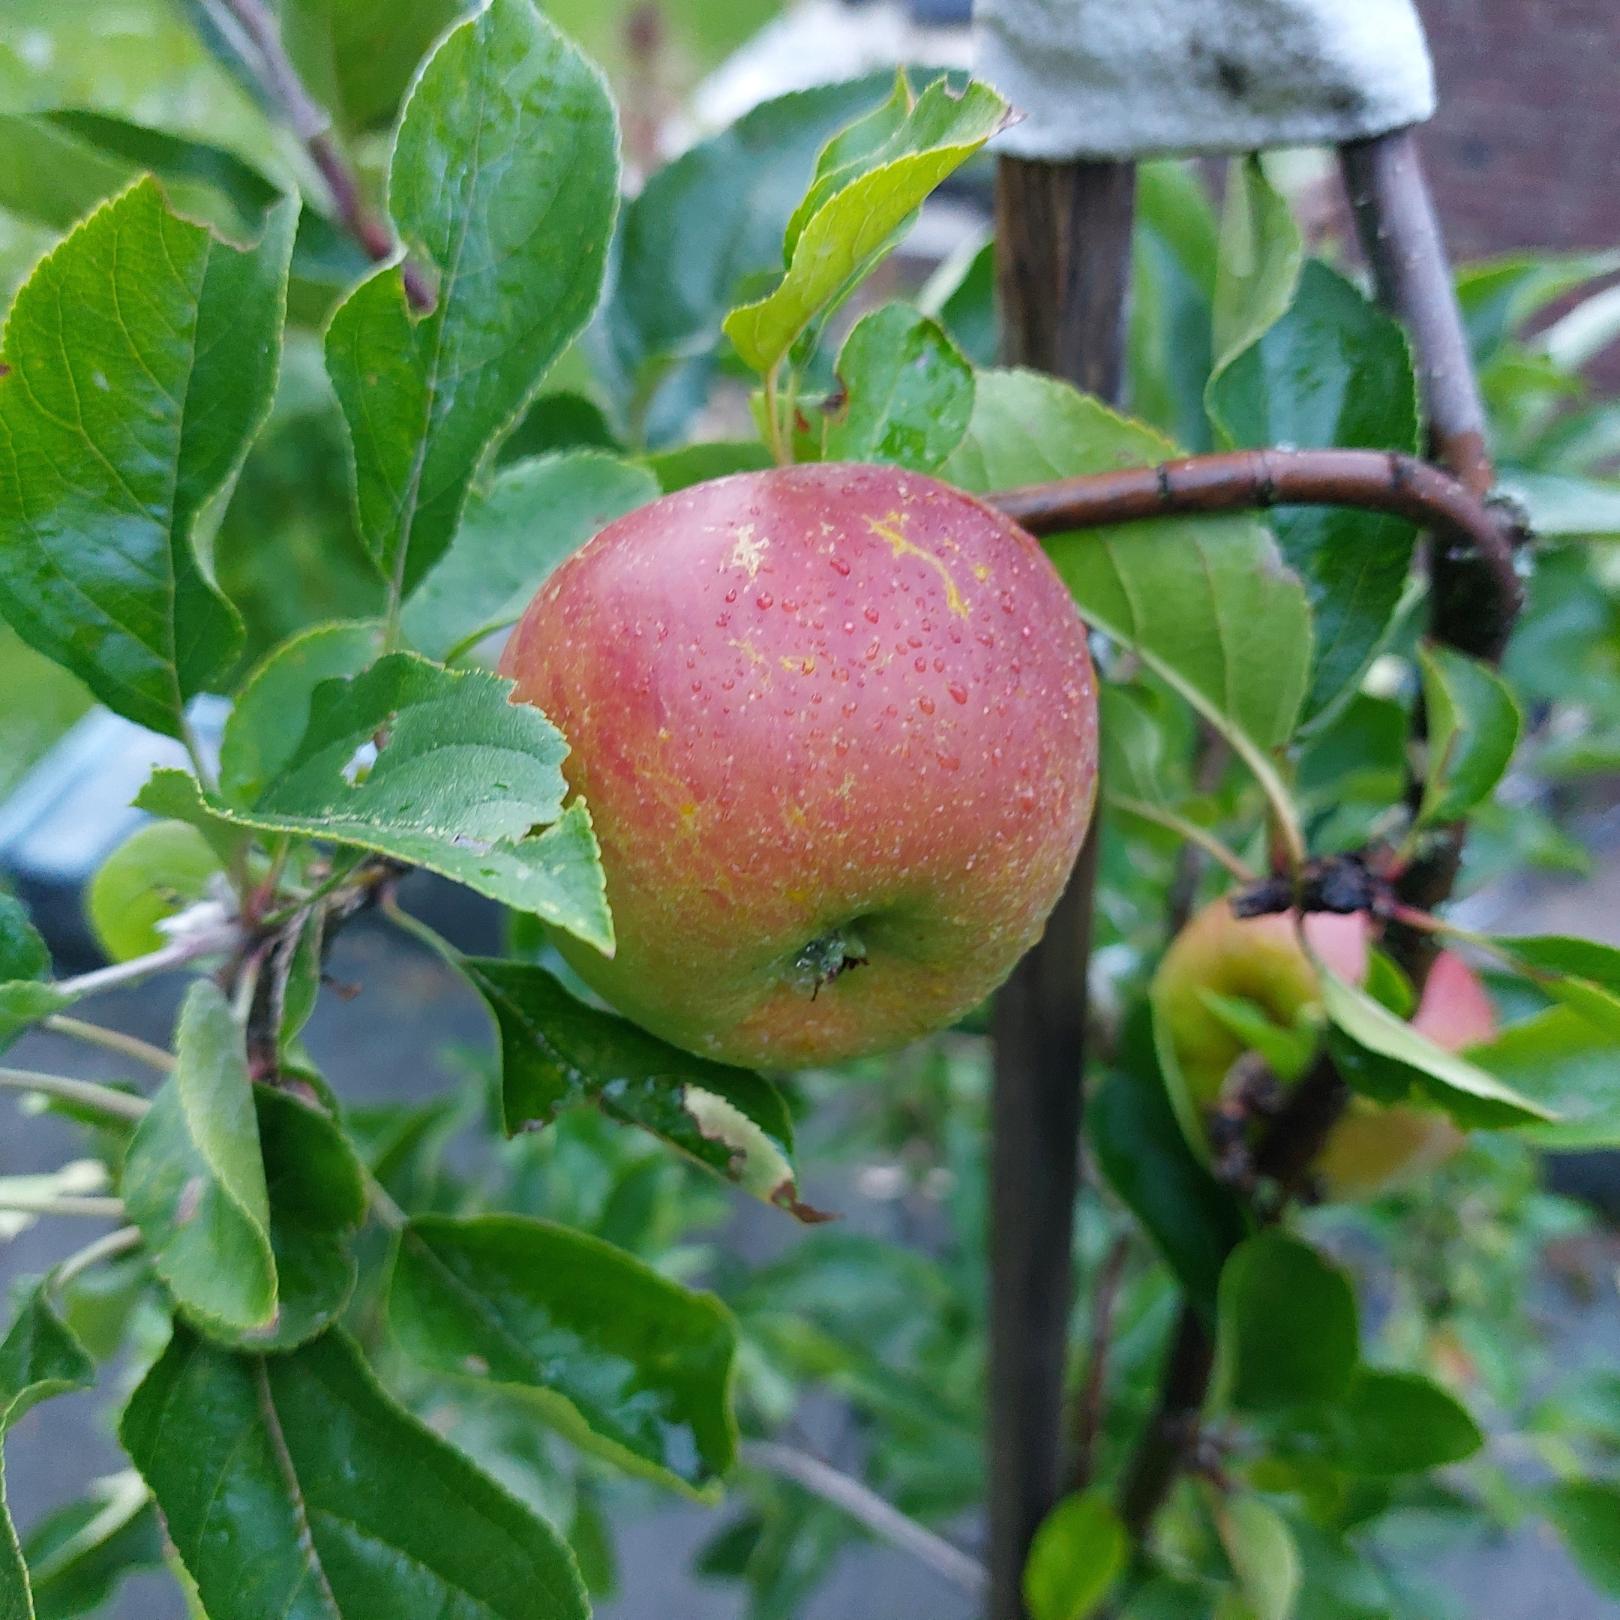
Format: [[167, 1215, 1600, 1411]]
[[139, 655, 611, 952]]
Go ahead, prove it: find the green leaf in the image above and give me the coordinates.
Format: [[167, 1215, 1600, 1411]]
[[325, 0, 618, 599], [1, 1287, 95, 1620], [1332, 1369, 1483, 1475], [1211, 1495, 1300, 1620], [121, 1326, 589, 1620], [1317, 966, 1552, 1127], [0, 985, 70, 1059], [120, 981, 276, 1336], [21, 1473, 162, 1620], [0, 110, 366, 299], [1416, 644, 1523, 826], [1210, 156, 1303, 375], [1217, 1233, 1358, 1413], [1488, 934, 1620, 1043], [218, 621, 381, 806], [0, 897, 48, 986], [1022, 1490, 1127, 1620], [1209, 262, 1420, 718], [942, 369, 1312, 753], [0, 179, 295, 735], [85, 821, 222, 963], [606, 76, 897, 440], [463, 957, 821, 1219], [281, 0, 464, 131], [402, 451, 658, 661], [389, 1212, 737, 1491], [723, 80, 1008, 375], [1089, 1023, 1248, 1314], [1465, 1007, 1620, 1149], [1499, 468, 1620, 540], [818, 304, 974, 470], [644, 440, 775, 493], [244, 1086, 365, 1352], [139, 655, 613, 952], [1543, 1481, 1620, 1598]]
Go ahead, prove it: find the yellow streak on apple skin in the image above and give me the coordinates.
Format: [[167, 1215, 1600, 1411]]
[[864, 512, 971, 620]]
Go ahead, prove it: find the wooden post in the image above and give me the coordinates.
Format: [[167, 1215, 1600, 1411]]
[[988, 154, 1135, 1620]]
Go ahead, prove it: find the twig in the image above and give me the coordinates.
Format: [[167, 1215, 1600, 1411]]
[[0, 1068, 150, 1123], [1071, 1234, 1131, 1492], [53, 1226, 142, 1290], [44, 1016, 174, 1073], [740, 1440, 987, 1597], [1108, 796, 1257, 885], [989, 446, 1523, 632], [1116, 1308, 1216, 1540], [202, 0, 434, 310], [54, 924, 241, 1000]]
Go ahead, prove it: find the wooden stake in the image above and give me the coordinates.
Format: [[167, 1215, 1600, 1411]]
[[988, 154, 1135, 1620]]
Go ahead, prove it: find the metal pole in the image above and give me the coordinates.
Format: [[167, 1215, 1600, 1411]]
[[988, 153, 1135, 1620]]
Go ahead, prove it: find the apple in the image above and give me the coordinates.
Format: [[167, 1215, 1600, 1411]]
[[500, 463, 1099, 1067], [1152, 899, 1495, 1196]]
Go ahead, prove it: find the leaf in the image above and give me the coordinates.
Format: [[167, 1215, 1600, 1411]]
[[281, 0, 464, 131], [1210, 156, 1303, 376], [85, 821, 223, 963], [942, 369, 1312, 755], [1416, 645, 1523, 826], [389, 1212, 738, 1491], [120, 981, 276, 1336], [1, 1287, 95, 1620], [0, 897, 48, 986], [1022, 1490, 1127, 1620], [1332, 1369, 1483, 1475], [1543, 1481, 1620, 1598], [1209, 262, 1421, 719], [723, 80, 1008, 375], [218, 621, 381, 806], [1463, 1007, 1620, 1150], [1487, 934, 1620, 1042], [0, 110, 366, 299], [644, 441, 775, 493], [605, 76, 898, 440], [402, 451, 658, 661], [1497, 468, 1620, 540], [1217, 1233, 1358, 1413], [0, 179, 295, 736], [120, 1326, 589, 1620], [1211, 1495, 1300, 1620], [138, 654, 613, 952], [1090, 1065, 1248, 1314], [244, 1087, 365, 1352], [819, 304, 974, 470], [1316, 966, 1552, 1128], [462, 957, 821, 1220], [325, 0, 619, 598], [20, 1473, 162, 1620]]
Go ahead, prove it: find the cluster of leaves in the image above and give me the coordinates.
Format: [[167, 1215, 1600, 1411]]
[[1, 1, 1620, 1617]]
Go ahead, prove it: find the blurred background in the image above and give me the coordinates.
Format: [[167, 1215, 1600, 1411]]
[[2, 2, 1619, 1617]]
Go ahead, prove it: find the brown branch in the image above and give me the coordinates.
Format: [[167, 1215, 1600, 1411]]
[[206, 0, 434, 311], [988, 446, 1523, 634], [1116, 1306, 1216, 1540], [1070, 1234, 1132, 1493]]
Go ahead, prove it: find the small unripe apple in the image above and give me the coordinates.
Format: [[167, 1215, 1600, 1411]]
[[501, 463, 1099, 1067], [1153, 899, 1494, 1196]]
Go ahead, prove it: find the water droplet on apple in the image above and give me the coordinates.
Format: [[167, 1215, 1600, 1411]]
[[917, 695, 935, 715], [947, 683, 967, 704], [829, 556, 851, 576]]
